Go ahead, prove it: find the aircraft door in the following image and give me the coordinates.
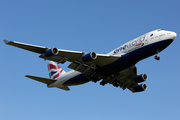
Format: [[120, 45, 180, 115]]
[[158, 35, 161, 41], [144, 34, 148, 45], [139, 36, 147, 57], [145, 39, 148, 45]]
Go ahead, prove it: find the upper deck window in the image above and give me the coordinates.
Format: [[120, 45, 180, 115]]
[[157, 29, 163, 31]]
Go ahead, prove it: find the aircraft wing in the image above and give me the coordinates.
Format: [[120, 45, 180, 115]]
[[4, 40, 120, 74], [4, 40, 47, 54]]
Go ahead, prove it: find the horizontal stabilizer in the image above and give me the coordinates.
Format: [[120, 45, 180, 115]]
[[25, 75, 56, 84], [57, 86, 70, 91]]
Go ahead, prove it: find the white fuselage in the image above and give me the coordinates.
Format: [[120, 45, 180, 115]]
[[108, 29, 176, 56]]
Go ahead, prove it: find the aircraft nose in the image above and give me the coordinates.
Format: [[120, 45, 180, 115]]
[[171, 31, 177, 40]]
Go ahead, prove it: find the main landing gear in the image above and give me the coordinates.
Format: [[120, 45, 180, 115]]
[[154, 50, 160, 60]]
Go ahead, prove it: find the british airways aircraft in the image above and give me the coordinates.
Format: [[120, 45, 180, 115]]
[[3, 29, 177, 93]]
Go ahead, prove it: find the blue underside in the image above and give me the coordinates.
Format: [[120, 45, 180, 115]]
[[63, 74, 90, 86], [63, 39, 173, 85]]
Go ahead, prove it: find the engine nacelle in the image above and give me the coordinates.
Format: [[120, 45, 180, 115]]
[[133, 84, 147, 92], [44, 47, 59, 57], [134, 74, 148, 83], [82, 52, 97, 62]]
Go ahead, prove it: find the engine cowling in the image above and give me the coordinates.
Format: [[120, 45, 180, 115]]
[[133, 84, 147, 92], [44, 47, 59, 57], [82, 52, 97, 62], [134, 74, 148, 83]]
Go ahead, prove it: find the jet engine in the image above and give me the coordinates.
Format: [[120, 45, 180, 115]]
[[133, 84, 147, 92], [134, 74, 148, 83], [44, 47, 59, 57], [82, 52, 97, 62]]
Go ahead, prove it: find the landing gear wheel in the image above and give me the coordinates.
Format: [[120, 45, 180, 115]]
[[100, 80, 107, 86], [92, 77, 99, 83], [113, 82, 119, 87], [154, 55, 160, 60], [92, 79, 98, 83], [154, 50, 160, 61]]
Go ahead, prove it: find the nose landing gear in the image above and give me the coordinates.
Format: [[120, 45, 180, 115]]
[[155, 55, 160, 60], [154, 50, 160, 60]]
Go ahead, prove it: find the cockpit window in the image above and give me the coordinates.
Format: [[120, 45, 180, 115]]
[[157, 29, 163, 31]]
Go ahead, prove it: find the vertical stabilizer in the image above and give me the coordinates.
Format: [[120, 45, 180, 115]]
[[47, 61, 66, 79]]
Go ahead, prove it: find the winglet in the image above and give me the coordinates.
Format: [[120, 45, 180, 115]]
[[3, 39, 10, 44]]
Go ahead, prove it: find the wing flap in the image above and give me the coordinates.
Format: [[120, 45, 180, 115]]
[[39, 55, 68, 64], [25, 75, 56, 84], [68, 61, 95, 75]]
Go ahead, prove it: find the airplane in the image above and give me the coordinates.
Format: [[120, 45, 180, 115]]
[[3, 29, 177, 93]]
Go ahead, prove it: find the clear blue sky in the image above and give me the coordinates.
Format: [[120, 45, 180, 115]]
[[1, 0, 180, 120]]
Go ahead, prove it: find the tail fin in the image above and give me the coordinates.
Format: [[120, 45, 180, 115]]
[[47, 61, 66, 79]]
